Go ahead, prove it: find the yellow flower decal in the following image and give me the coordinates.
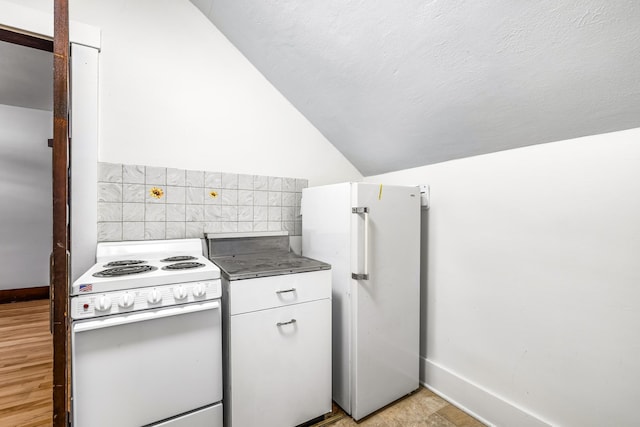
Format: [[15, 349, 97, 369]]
[[150, 187, 164, 199], [209, 190, 219, 199]]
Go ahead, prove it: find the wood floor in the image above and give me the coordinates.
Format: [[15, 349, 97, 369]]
[[312, 387, 485, 427], [0, 300, 52, 427], [0, 300, 484, 427]]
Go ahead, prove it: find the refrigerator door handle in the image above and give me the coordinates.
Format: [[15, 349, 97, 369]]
[[352, 207, 370, 280]]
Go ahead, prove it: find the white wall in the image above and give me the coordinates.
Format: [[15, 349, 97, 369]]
[[366, 128, 640, 427], [9, 0, 361, 186], [0, 104, 52, 290]]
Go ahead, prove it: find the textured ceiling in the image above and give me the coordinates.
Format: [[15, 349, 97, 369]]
[[0, 40, 52, 111], [197, 1, 640, 175]]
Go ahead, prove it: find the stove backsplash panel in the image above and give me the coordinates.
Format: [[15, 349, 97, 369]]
[[97, 162, 307, 242]]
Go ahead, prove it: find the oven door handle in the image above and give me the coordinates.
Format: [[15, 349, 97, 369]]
[[73, 301, 220, 333]]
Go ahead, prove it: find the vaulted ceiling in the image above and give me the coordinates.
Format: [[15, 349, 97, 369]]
[[192, 0, 640, 176]]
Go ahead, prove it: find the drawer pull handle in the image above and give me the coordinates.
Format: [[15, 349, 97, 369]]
[[276, 288, 296, 294], [277, 319, 297, 327]]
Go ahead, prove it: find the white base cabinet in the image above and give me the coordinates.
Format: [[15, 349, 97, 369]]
[[223, 270, 332, 427]]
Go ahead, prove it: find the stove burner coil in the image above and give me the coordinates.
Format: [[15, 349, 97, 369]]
[[160, 256, 198, 262], [103, 259, 147, 267], [162, 262, 206, 271], [93, 265, 158, 277]]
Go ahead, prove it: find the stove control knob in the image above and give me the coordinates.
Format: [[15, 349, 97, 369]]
[[147, 289, 163, 304], [173, 286, 188, 300], [193, 283, 206, 298], [119, 293, 135, 309], [95, 295, 112, 312]]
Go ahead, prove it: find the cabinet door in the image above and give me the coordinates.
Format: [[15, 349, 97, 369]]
[[230, 299, 331, 427]]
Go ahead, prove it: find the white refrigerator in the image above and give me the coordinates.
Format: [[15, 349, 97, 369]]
[[301, 182, 421, 421]]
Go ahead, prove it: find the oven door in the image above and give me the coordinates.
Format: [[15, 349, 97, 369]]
[[72, 301, 222, 427]]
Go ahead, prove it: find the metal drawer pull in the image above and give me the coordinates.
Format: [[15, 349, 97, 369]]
[[277, 319, 297, 327], [276, 288, 296, 294]]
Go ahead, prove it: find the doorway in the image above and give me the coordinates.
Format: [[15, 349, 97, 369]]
[[0, 37, 53, 302], [0, 31, 55, 425]]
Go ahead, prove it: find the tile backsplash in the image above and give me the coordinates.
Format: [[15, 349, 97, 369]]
[[97, 162, 307, 242]]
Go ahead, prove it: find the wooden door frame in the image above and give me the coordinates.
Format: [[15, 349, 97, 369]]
[[0, 28, 53, 51], [52, 0, 70, 426], [2, 3, 98, 425]]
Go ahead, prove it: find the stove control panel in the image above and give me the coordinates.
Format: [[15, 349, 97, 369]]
[[70, 280, 221, 319]]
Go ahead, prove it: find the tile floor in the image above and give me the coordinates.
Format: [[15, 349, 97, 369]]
[[311, 387, 485, 427]]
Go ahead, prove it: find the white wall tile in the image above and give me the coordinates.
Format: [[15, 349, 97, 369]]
[[222, 173, 238, 189], [123, 203, 144, 221], [186, 205, 204, 222], [97, 183, 122, 202], [123, 222, 144, 240], [204, 205, 222, 221], [186, 170, 205, 187], [123, 164, 145, 184], [268, 221, 281, 231], [167, 168, 186, 186], [238, 222, 253, 232], [282, 177, 296, 191], [282, 192, 295, 207], [166, 186, 186, 204], [123, 184, 145, 203], [221, 206, 238, 221], [238, 190, 253, 206], [97, 202, 122, 222], [205, 221, 222, 233], [254, 206, 268, 221], [146, 166, 166, 185], [221, 222, 238, 232], [221, 189, 238, 206], [144, 222, 165, 240], [98, 162, 122, 183], [253, 222, 268, 231], [98, 222, 122, 241], [97, 162, 311, 242], [145, 204, 166, 221], [254, 191, 268, 206], [268, 206, 281, 221], [205, 171, 222, 188], [254, 175, 268, 190], [238, 174, 254, 190], [268, 176, 282, 191], [282, 206, 296, 221], [186, 187, 205, 204], [238, 206, 253, 222], [268, 191, 282, 207], [166, 222, 186, 239], [167, 204, 186, 221], [186, 222, 205, 238]]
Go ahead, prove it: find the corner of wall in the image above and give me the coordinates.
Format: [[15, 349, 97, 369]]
[[421, 358, 552, 427]]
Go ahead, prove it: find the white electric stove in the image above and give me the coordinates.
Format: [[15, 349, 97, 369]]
[[71, 238, 223, 427], [71, 238, 220, 297]]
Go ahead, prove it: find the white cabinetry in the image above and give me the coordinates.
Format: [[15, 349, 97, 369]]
[[224, 270, 332, 427]]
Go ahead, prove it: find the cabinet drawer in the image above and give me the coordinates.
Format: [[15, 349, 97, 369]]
[[229, 270, 331, 315], [230, 299, 332, 427]]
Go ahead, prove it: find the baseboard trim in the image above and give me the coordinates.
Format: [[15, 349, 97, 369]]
[[0, 286, 49, 304], [420, 357, 552, 427]]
